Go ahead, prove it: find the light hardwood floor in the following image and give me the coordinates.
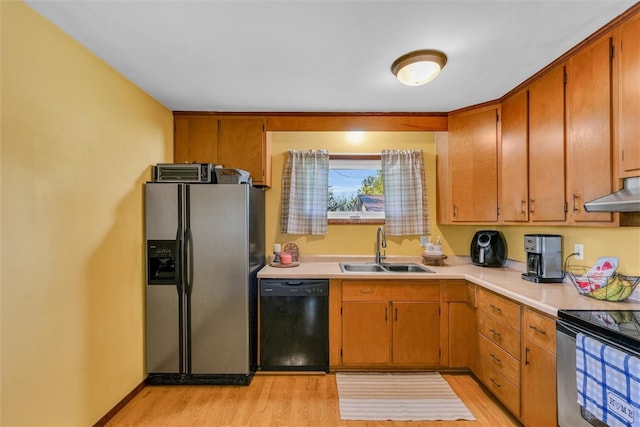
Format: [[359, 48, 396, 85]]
[[106, 373, 521, 426]]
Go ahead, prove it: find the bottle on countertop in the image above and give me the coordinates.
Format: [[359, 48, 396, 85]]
[[434, 236, 443, 255], [425, 236, 435, 254]]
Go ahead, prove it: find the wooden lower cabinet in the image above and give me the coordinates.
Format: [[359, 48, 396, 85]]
[[340, 280, 440, 368], [477, 288, 522, 418], [342, 301, 390, 365], [443, 280, 477, 369], [337, 280, 559, 426], [480, 359, 521, 417], [392, 302, 440, 365], [447, 301, 476, 369], [479, 335, 520, 386], [522, 308, 557, 427]]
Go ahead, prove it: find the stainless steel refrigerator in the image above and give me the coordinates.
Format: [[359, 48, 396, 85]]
[[145, 182, 264, 385]]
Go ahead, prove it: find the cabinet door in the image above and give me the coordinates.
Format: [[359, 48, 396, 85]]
[[174, 115, 219, 164], [448, 107, 499, 222], [529, 65, 566, 222], [522, 342, 557, 427], [392, 302, 440, 366], [448, 301, 476, 369], [500, 90, 529, 222], [619, 14, 640, 177], [218, 118, 268, 186], [342, 301, 389, 365], [567, 35, 613, 223]]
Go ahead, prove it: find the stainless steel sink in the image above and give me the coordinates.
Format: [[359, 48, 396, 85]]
[[339, 262, 434, 273], [339, 263, 387, 272], [383, 263, 434, 273]]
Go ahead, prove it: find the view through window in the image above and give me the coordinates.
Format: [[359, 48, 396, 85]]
[[328, 155, 384, 221]]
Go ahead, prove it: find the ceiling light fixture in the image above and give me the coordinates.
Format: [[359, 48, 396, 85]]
[[391, 49, 448, 86]]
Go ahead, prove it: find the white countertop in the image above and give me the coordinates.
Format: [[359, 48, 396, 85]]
[[257, 255, 640, 317]]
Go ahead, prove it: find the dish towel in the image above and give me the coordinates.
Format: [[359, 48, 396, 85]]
[[576, 332, 640, 426]]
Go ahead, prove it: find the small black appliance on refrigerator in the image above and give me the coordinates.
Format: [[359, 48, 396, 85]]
[[145, 181, 264, 385], [470, 230, 507, 267]]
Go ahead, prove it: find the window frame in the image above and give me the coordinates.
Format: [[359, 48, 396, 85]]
[[328, 153, 384, 225]]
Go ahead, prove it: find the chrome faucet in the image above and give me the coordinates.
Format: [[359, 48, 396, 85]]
[[375, 226, 387, 264]]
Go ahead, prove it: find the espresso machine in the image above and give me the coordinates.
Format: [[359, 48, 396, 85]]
[[522, 234, 564, 283]]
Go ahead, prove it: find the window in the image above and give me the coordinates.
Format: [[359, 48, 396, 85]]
[[328, 154, 384, 223]]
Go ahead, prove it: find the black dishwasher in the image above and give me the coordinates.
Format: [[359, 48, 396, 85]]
[[259, 279, 329, 372]]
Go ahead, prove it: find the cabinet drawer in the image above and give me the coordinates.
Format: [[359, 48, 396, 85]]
[[441, 280, 473, 302], [479, 312, 521, 359], [479, 335, 520, 387], [478, 288, 521, 331], [342, 282, 390, 301], [480, 360, 521, 417], [524, 308, 556, 354], [390, 282, 440, 301]]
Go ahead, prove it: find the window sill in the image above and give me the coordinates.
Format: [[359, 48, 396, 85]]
[[328, 218, 385, 225]]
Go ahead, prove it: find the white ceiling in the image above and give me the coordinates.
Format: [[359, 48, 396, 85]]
[[25, 0, 637, 113]]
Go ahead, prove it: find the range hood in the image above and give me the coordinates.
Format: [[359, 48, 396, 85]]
[[583, 177, 640, 212]]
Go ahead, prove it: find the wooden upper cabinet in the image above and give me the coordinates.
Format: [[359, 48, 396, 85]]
[[173, 114, 271, 187], [619, 13, 640, 177], [500, 90, 529, 222], [218, 117, 270, 187], [566, 35, 614, 224], [528, 65, 567, 222], [448, 106, 499, 222], [174, 115, 219, 165]]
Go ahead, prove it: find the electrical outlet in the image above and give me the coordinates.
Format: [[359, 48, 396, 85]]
[[574, 244, 584, 260], [420, 236, 427, 247]]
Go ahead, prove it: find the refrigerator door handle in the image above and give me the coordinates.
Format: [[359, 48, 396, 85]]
[[185, 226, 194, 296], [175, 226, 184, 294], [185, 227, 194, 374]]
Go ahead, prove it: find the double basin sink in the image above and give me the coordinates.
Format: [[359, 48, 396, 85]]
[[339, 262, 434, 273]]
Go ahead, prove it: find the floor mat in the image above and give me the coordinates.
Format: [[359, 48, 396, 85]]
[[336, 372, 476, 421]]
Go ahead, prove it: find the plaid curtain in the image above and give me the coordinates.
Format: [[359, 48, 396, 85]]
[[280, 149, 329, 235], [382, 150, 430, 236]]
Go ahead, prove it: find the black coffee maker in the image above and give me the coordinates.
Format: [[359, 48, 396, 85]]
[[470, 230, 508, 267]]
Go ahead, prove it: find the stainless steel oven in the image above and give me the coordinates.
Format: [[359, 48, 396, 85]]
[[556, 310, 640, 427]]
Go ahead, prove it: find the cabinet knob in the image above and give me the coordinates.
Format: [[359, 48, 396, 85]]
[[529, 199, 535, 213]]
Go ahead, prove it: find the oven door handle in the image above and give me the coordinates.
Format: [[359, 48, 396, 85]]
[[556, 319, 580, 339]]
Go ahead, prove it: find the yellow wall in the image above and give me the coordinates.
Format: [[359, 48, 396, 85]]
[[1, 2, 173, 425], [267, 132, 640, 275]]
